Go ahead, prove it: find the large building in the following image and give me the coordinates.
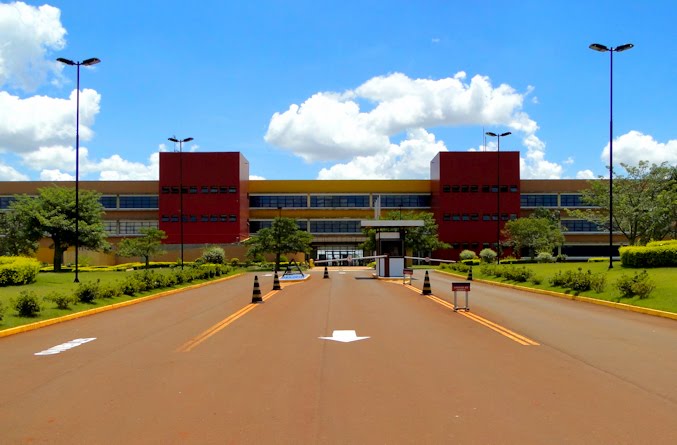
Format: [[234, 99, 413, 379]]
[[0, 151, 620, 265]]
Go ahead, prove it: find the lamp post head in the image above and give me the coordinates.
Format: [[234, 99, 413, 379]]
[[589, 43, 610, 52], [615, 43, 634, 52], [500, 131, 512, 137], [183, 137, 194, 143], [485, 132, 498, 137], [82, 58, 101, 66], [56, 57, 76, 66], [168, 137, 179, 143]]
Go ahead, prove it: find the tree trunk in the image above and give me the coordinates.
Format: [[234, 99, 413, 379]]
[[145, 255, 150, 269], [275, 251, 281, 272], [53, 241, 63, 272]]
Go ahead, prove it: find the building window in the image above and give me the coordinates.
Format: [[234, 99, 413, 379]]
[[250, 195, 307, 208], [560, 194, 595, 207], [119, 196, 159, 209], [190, 186, 198, 194], [229, 186, 237, 193], [119, 220, 158, 235], [520, 194, 558, 207], [309, 220, 362, 233], [189, 215, 197, 222], [443, 213, 451, 221], [443, 185, 450, 193], [171, 215, 178, 222], [482, 214, 491, 221], [161, 187, 170, 194], [452, 214, 461, 221], [561, 220, 605, 232], [470, 185, 478, 193], [201, 215, 209, 222], [462, 214, 469, 221], [510, 185, 518, 192], [470, 213, 479, 221], [310, 195, 369, 208], [201, 186, 209, 194], [451, 185, 460, 193], [482, 185, 490, 193], [210, 186, 218, 194], [104, 220, 118, 235], [378, 194, 431, 208], [99, 196, 117, 209], [171, 187, 179, 194], [161, 215, 170, 222]]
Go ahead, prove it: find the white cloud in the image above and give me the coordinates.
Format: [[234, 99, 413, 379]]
[[40, 169, 73, 181], [602, 130, 677, 167], [91, 152, 160, 180], [266, 71, 562, 179], [576, 169, 595, 179], [0, 89, 100, 153], [0, 2, 66, 92], [564, 157, 574, 165], [250, 175, 266, 180], [0, 162, 29, 180], [317, 128, 447, 179], [21, 145, 78, 171]]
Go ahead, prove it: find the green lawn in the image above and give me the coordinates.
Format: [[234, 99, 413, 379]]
[[0, 269, 243, 331], [437, 262, 677, 314]]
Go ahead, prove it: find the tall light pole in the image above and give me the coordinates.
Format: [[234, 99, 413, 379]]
[[589, 42, 634, 269], [168, 137, 194, 269], [57, 57, 101, 283], [486, 131, 511, 263]]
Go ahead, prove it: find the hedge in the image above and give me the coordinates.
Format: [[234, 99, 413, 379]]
[[0, 256, 41, 287], [619, 243, 677, 268]]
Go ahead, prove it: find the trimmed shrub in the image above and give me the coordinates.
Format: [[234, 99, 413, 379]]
[[74, 280, 101, 303], [99, 283, 122, 299], [619, 243, 677, 268], [615, 270, 655, 299], [230, 257, 240, 267], [536, 252, 555, 263], [44, 291, 78, 310], [502, 266, 533, 283], [13, 291, 42, 317], [202, 246, 225, 264], [530, 275, 543, 285], [0, 256, 41, 286], [549, 268, 606, 293], [479, 248, 497, 263], [120, 276, 141, 296], [0, 301, 5, 321], [459, 250, 477, 261]]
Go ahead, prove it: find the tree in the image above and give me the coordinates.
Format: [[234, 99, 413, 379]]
[[0, 210, 41, 256], [572, 161, 677, 245], [116, 227, 167, 269], [244, 217, 313, 271], [7, 186, 109, 271], [503, 215, 564, 259], [360, 211, 450, 255]]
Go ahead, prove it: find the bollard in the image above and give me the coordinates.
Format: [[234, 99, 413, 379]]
[[323, 266, 329, 279], [467, 266, 473, 281], [421, 270, 432, 295], [251, 275, 263, 303], [273, 271, 281, 290]]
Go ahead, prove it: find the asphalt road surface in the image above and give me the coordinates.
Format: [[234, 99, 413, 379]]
[[0, 268, 675, 444]]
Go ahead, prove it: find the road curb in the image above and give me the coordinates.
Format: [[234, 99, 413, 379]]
[[0, 273, 246, 339], [433, 269, 677, 321]]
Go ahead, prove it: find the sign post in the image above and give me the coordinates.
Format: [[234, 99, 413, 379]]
[[451, 282, 471, 311], [403, 268, 413, 284]]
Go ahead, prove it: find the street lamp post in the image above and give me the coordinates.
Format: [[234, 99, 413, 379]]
[[168, 137, 194, 269], [57, 57, 101, 283], [589, 42, 634, 269], [486, 131, 511, 264]]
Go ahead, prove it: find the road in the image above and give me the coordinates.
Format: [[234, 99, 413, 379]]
[[0, 268, 675, 444]]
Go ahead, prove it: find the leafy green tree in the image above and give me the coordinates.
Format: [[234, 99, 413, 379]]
[[7, 186, 109, 271], [572, 161, 677, 245], [503, 215, 564, 259], [117, 227, 167, 269], [244, 217, 313, 271], [360, 211, 450, 255], [0, 209, 41, 256]]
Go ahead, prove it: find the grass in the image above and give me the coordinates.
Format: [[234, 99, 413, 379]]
[[438, 261, 677, 314], [0, 268, 243, 331]]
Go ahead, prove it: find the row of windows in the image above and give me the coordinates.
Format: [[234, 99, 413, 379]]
[[442, 213, 517, 222], [521, 194, 596, 208], [249, 220, 307, 232], [99, 196, 159, 209], [249, 194, 431, 209], [161, 214, 238, 223], [161, 186, 238, 194], [561, 220, 605, 232], [443, 185, 518, 193], [249, 220, 363, 234], [0, 196, 16, 209], [104, 220, 158, 236]]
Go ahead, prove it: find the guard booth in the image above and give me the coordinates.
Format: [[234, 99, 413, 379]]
[[361, 220, 424, 278]]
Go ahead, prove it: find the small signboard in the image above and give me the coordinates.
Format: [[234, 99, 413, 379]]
[[452, 282, 471, 292]]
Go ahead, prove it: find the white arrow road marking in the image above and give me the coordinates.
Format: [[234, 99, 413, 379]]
[[319, 330, 370, 343], [34, 338, 97, 356]]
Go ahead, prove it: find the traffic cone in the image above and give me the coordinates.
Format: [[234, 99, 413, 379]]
[[422, 270, 432, 295], [323, 266, 329, 279], [467, 266, 473, 281], [273, 271, 281, 290], [251, 275, 263, 303]]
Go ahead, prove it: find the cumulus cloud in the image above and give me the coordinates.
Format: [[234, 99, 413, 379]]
[[0, 89, 100, 153], [0, 162, 29, 180], [0, 2, 66, 92], [603, 131, 677, 167], [265, 71, 560, 179], [250, 175, 266, 180], [89, 152, 160, 180], [40, 169, 73, 181], [576, 169, 595, 179]]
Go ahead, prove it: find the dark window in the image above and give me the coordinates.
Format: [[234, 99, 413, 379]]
[[220, 214, 228, 222], [229, 215, 237, 222], [451, 185, 460, 193], [161, 215, 170, 222], [461, 185, 468, 193], [250, 195, 307, 208], [99, 196, 117, 209], [171, 187, 179, 194], [201, 215, 209, 222], [510, 214, 517, 220], [470, 185, 478, 193], [249, 221, 272, 233], [310, 195, 369, 208], [470, 213, 479, 221], [309, 220, 362, 233], [500, 185, 509, 193], [210, 215, 218, 222], [161, 187, 170, 194], [501, 213, 509, 221], [451, 242, 460, 249], [229, 187, 237, 193], [491, 185, 498, 193], [378, 194, 431, 208], [189, 186, 198, 194], [189, 215, 197, 223], [443, 185, 451, 193], [182, 215, 189, 222], [462, 214, 469, 221], [211, 187, 218, 194], [560, 194, 595, 207], [452, 214, 461, 221], [443, 213, 451, 221], [171, 215, 179, 222], [482, 185, 490, 193], [181, 186, 188, 194], [462, 243, 469, 249], [119, 196, 159, 209], [471, 242, 479, 249], [220, 186, 228, 194], [510, 185, 518, 192], [482, 214, 491, 221], [520, 194, 558, 207], [561, 220, 605, 232], [201, 186, 209, 194]]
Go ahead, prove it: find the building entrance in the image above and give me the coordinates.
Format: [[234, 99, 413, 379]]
[[315, 245, 364, 266]]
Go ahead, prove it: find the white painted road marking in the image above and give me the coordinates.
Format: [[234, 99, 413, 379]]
[[34, 338, 97, 356], [319, 330, 370, 343]]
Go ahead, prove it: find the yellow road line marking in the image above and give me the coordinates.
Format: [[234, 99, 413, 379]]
[[178, 290, 277, 353], [398, 282, 539, 346]]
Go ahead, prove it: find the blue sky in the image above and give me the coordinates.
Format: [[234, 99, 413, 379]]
[[0, 0, 675, 182]]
